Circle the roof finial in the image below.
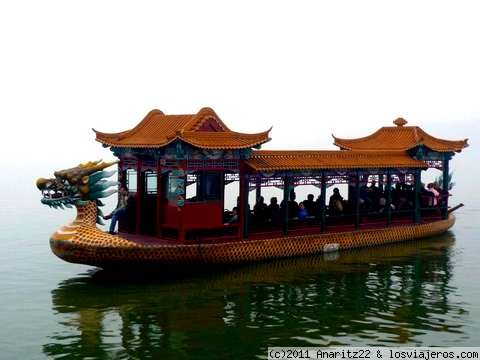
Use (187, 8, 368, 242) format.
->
(393, 118, 408, 127)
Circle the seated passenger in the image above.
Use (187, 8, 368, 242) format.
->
(404, 183, 415, 207)
(253, 196, 268, 224)
(315, 194, 324, 215)
(288, 191, 299, 219)
(236, 196, 251, 212)
(392, 183, 408, 209)
(298, 202, 308, 220)
(426, 183, 440, 206)
(368, 181, 382, 210)
(378, 196, 387, 212)
(435, 183, 450, 207)
(359, 184, 371, 210)
(280, 190, 299, 219)
(329, 187, 344, 214)
(104, 185, 129, 235)
(303, 194, 316, 217)
(226, 207, 239, 224)
(420, 183, 434, 207)
(267, 197, 281, 225)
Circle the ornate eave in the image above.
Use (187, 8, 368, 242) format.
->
(94, 107, 271, 150)
(333, 118, 469, 153)
(245, 150, 427, 172)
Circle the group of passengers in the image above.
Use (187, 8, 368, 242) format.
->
(225, 192, 317, 225)
(227, 180, 449, 225)
(333, 180, 449, 216)
(421, 182, 449, 208)
(354, 181, 415, 213)
(107, 180, 449, 232)
(357, 180, 448, 214)
(250, 192, 316, 225)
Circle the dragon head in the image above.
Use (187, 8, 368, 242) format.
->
(36, 160, 118, 224)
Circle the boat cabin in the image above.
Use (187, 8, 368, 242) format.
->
(94, 111, 468, 243)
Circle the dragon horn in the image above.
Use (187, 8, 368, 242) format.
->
(90, 181, 119, 193)
(80, 159, 101, 168)
(80, 160, 119, 176)
(88, 188, 118, 200)
(88, 170, 117, 184)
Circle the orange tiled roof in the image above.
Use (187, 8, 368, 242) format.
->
(179, 130, 271, 150)
(333, 118, 468, 153)
(245, 150, 427, 172)
(94, 107, 271, 149)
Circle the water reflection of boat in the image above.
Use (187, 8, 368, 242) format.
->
(44, 232, 469, 358)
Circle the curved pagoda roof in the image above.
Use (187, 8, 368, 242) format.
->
(94, 107, 271, 150)
(333, 118, 468, 153)
(246, 150, 427, 171)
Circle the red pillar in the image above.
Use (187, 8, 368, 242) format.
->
(117, 159, 125, 233)
(238, 163, 246, 239)
(135, 159, 143, 235)
(177, 161, 187, 242)
(156, 161, 163, 238)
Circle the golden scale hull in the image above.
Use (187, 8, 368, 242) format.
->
(50, 202, 455, 268)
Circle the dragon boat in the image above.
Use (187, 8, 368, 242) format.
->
(36, 108, 468, 268)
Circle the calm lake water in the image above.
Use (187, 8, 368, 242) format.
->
(1, 174, 480, 359)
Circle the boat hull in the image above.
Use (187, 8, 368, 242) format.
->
(50, 215, 455, 268)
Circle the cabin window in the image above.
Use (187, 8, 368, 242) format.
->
(224, 172, 240, 210)
(185, 171, 222, 202)
(205, 172, 221, 200)
(186, 172, 200, 201)
(126, 169, 137, 193)
(145, 171, 157, 195)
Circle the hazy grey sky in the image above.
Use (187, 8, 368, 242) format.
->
(0, 1, 477, 204)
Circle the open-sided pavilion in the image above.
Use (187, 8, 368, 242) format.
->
(95, 110, 468, 242)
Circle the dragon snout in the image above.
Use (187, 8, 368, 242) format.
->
(36, 177, 71, 206)
(36, 177, 50, 190)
